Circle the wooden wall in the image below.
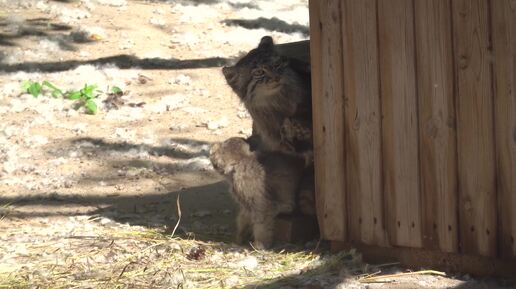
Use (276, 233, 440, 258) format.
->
(309, 0, 516, 266)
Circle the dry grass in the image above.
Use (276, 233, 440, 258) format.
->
(0, 226, 358, 289)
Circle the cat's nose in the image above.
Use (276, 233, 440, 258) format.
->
(222, 66, 235, 79)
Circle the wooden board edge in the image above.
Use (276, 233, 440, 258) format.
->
(331, 241, 516, 279)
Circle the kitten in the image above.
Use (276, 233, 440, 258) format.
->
(209, 137, 305, 249)
(222, 36, 313, 156)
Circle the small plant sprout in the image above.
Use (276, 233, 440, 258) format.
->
(22, 80, 64, 98)
(22, 80, 42, 97)
(65, 84, 100, 114)
(20, 80, 110, 115)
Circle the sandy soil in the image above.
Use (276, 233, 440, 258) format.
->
(0, 0, 514, 288)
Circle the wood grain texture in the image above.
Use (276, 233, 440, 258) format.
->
(341, 0, 386, 246)
(452, 0, 497, 257)
(309, 0, 347, 241)
(414, 0, 458, 253)
(491, 0, 516, 259)
(377, 0, 422, 248)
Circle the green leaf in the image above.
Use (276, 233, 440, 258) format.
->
(81, 84, 98, 99)
(51, 90, 63, 98)
(111, 86, 123, 95)
(27, 82, 42, 97)
(42, 80, 59, 91)
(84, 99, 97, 114)
(66, 91, 82, 100)
(42, 81, 63, 97)
(21, 80, 32, 91)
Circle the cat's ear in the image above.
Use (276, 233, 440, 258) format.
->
(258, 36, 274, 49)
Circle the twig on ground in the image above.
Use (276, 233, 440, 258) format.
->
(358, 270, 447, 283)
(170, 193, 182, 237)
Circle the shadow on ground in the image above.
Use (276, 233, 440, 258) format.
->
(0, 16, 94, 51)
(222, 17, 309, 37)
(0, 54, 231, 73)
(70, 136, 211, 160)
(0, 54, 231, 72)
(0, 136, 239, 243)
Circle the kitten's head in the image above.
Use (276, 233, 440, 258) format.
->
(209, 137, 252, 175)
(222, 36, 285, 100)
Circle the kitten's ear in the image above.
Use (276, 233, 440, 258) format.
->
(258, 36, 274, 49)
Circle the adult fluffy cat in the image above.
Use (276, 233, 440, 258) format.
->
(222, 36, 312, 155)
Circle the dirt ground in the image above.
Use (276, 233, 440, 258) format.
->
(0, 0, 514, 288)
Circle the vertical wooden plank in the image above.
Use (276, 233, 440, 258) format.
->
(308, 0, 323, 235)
(377, 0, 422, 248)
(452, 0, 497, 257)
(491, 0, 516, 259)
(414, 0, 458, 253)
(309, 0, 347, 242)
(341, 0, 387, 246)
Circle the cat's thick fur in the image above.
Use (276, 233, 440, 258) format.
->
(222, 36, 313, 155)
(209, 137, 305, 249)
